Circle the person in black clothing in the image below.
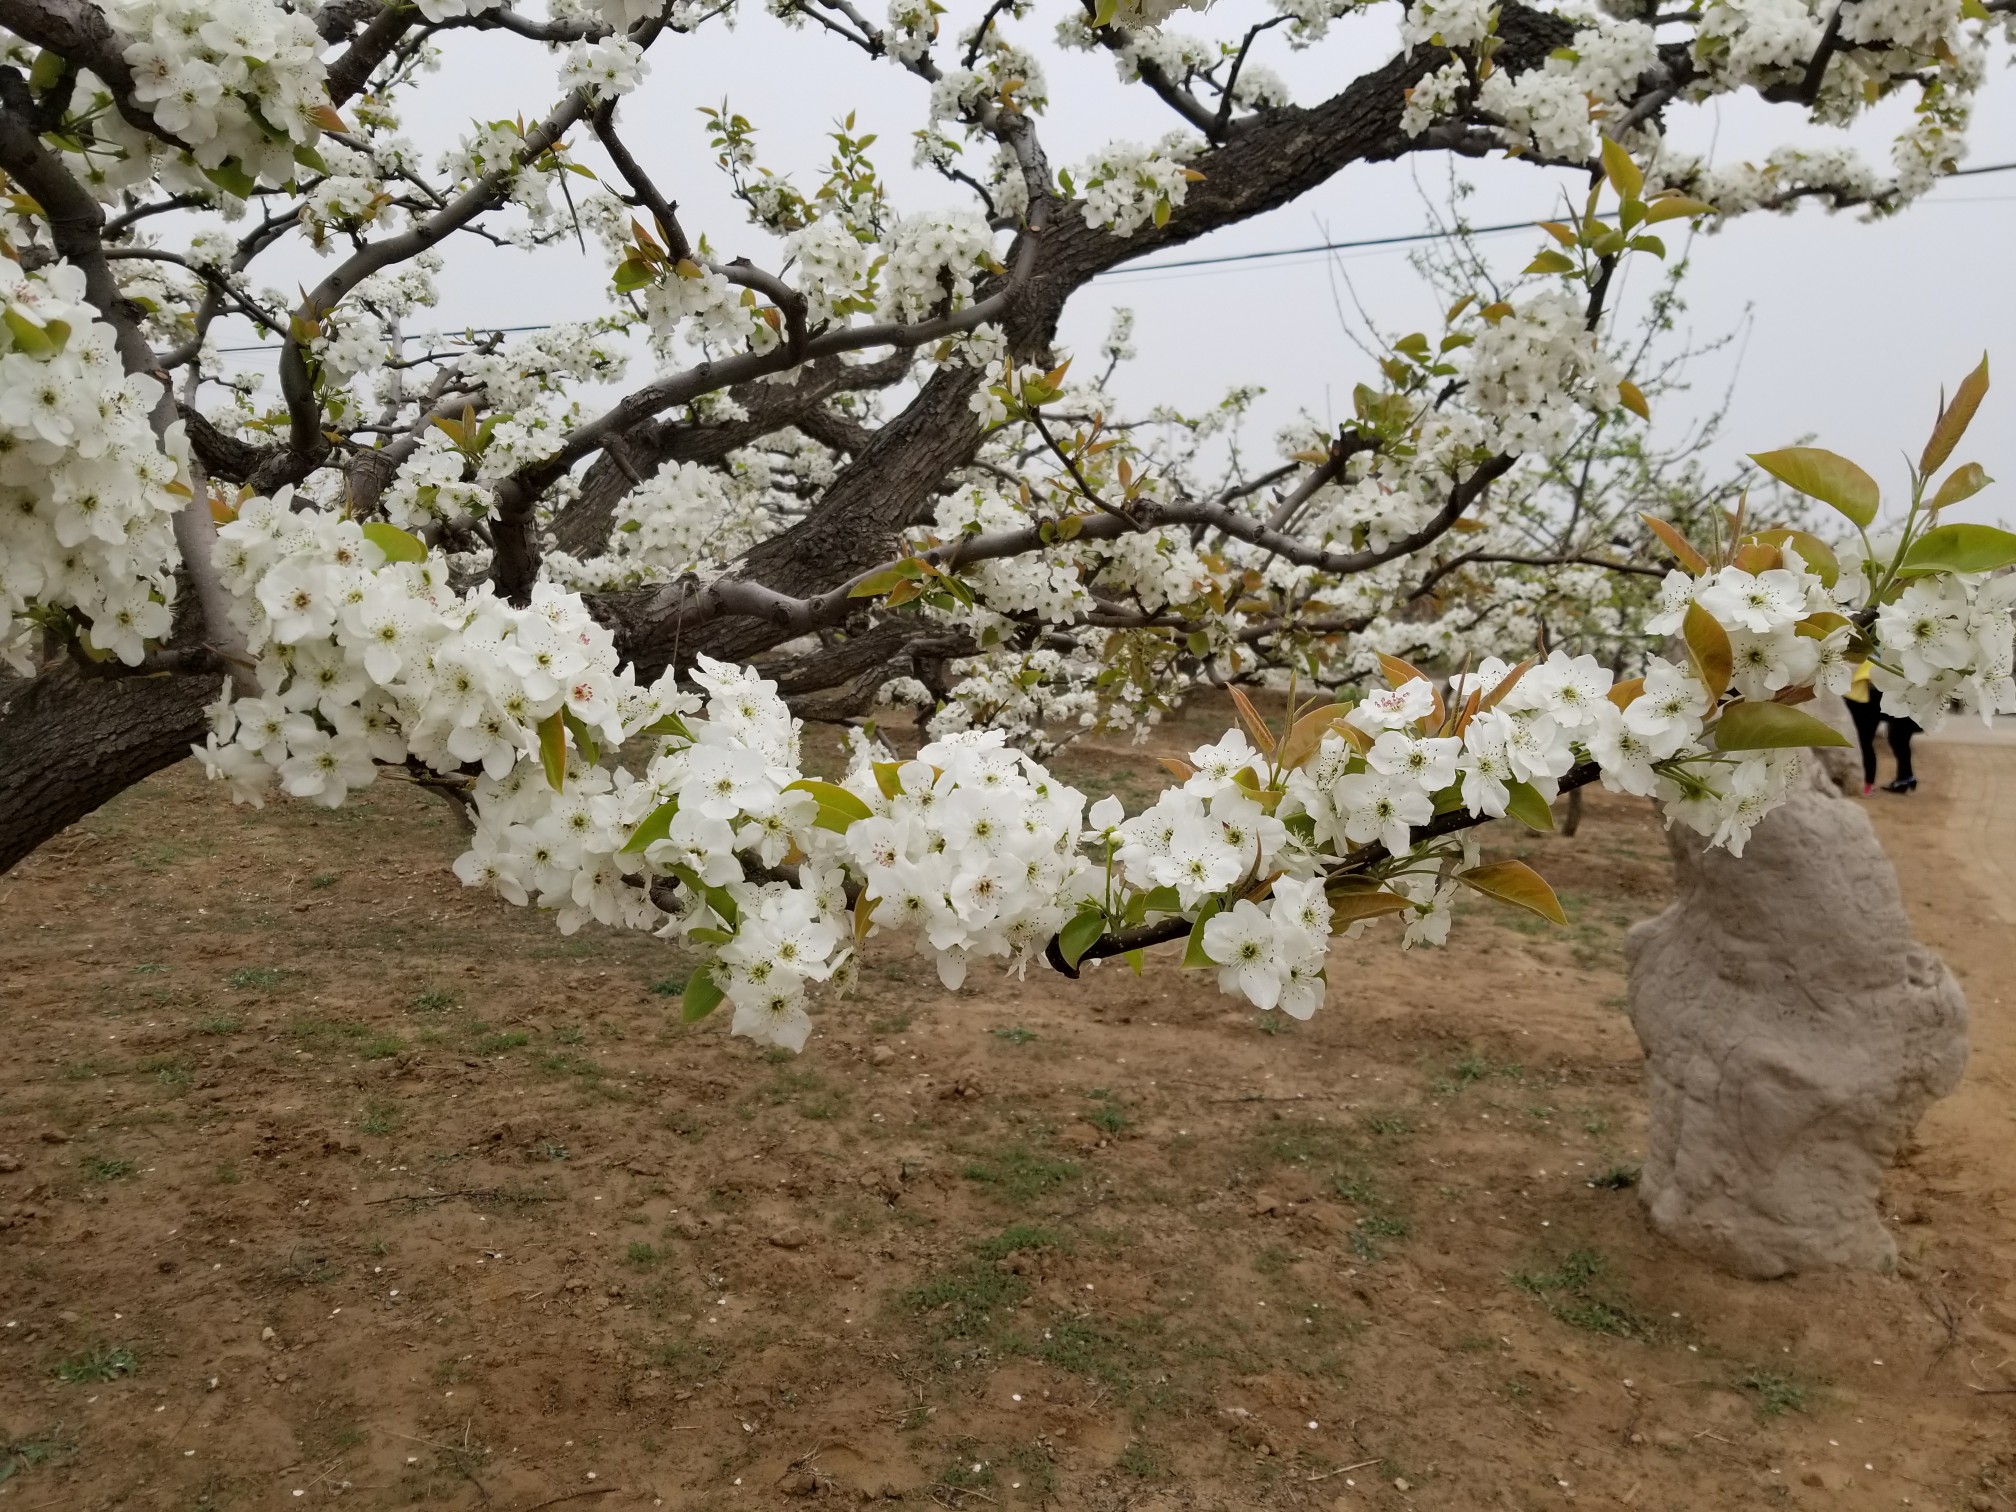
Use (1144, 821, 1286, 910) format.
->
(1846, 690, 1885, 794)
(1885, 713, 1920, 792)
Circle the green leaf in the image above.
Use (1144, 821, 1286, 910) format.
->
(201, 159, 258, 200)
(1898, 522, 2016, 577)
(1642, 196, 1716, 224)
(362, 521, 426, 563)
(848, 565, 913, 599)
(1927, 462, 1992, 512)
(681, 964, 727, 1023)
(538, 710, 566, 792)
(784, 778, 874, 833)
(1457, 859, 1566, 925)
(562, 708, 601, 766)
(1600, 136, 1643, 201)
(1683, 601, 1733, 706)
(612, 257, 655, 293)
(1748, 447, 1880, 528)
(1503, 780, 1555, 833)
(1181, 898, 1222, 968)
(28, 48, 67, 92)
(1747, 528, 1839, 589)
(1713, 701, 1851, 751)
(622, 796, 681, 853)
(670, 864, 738, 928)
(1523, 249, 1577, 276)
(1322, 882, 1413, 931)
(2, 309, 58, 356)
(1058, 910, 1106, 970)
(871, 760, 906, 799)
(1921, 354, 1989, 476)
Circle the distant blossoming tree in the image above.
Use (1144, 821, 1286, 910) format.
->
(3, 0, 2014, 1050)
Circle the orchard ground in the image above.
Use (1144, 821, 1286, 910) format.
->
(2, 697, 2014, 1512)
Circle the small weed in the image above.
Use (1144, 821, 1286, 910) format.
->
(1588, 1164, 1640, 1190)
(1581, 1111, 1613, 1136)
(538, 1141, 569, 1161)
(1254, 1245, 1291, 1277)
(974, 1223, 1062, 1261)
(215, 1163, 241, 1185)
(281, 1249, 340, 1286)
(870, 1011, 914, 1035)
(132, 962, 165, 975)
(990, 1025, 1038, 1045)
(1364, 1111, 1414, 1137)
(1351, 1213, 1412, 1262)
(0, 1426, 76, 1484)
(83, 1156, 133, 1182)
(55, 1344, 138, 1384)
(198, 1015, 243, 1035)
(1435, 1050, 1522, 1093)
(962, 1145, 1079, 1203)
(1255, 1013, 1296, 1036)
(473, 1030, 530, 1054)
(1512, 1247, 1655, 1339)
(1737, 1369, 1811, 1420)
(554, 1025, 585, 1045)
(647, 976, 686, 998)
(627, 1242, 662, 1268)
(1117, 1440, 1164, 1479)
(362, 1035, 404, 1060)
(360, 1099, 402, 1136)
(310, 873, 339, 889)
(410, 988, 456, 1013)
(1085, 1089, 1128, 1135)
(226, 966, 294, 992)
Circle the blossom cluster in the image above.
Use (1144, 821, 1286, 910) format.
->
(0, 255, 186, 674)
(1073, 136, 1200, 237)
(105, 0, 331, 188)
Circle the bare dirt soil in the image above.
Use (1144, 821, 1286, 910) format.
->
(2, 702, 2013, 1512)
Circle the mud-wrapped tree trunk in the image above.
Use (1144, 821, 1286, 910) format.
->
(1624, 761, 1967, 1278)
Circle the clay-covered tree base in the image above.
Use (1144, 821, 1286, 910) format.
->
(1625, 762, 1967, 1279)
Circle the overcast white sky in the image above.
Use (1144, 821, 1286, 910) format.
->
(224, 3, 2016, 529)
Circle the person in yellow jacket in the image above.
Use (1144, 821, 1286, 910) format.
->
(1843, 660, 1920, 795)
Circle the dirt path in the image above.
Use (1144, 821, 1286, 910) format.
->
(0, 712, 2013, 1511)
(1861, 732, 2016, 1343)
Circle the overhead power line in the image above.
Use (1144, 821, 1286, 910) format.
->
(202, 158, 2016, 352)
(1099, 158, 2016, 277)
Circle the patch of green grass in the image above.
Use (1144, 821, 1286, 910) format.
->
(869, 1010, 914, 1035)
(974, 1223, 1063, 1261)
(1588, 1163, 1640, 1190)
(280, 1250, 340, 1286)
(0, 1426, 76, 1485)
(1253, 1118, 1349, 1167)
(1085, 1089, 1128, 1136)
(1255, 1012, 1297, 1036)
(472, 1030, 530, 1054)
(226, 966, 296, 992)
(410, 988, 456, 1013)
(538, 1141, 569, 1161)
(359, 1098, 402, 1136)
(1511, 1247, 1656, 1339)
(362, 1034, 405, 1060)
(55, 1344, 138, 1384)
(1433, 1050, 1523, 1094)
(197, 1015, 243, 1035)
(626, 1242, 662, 1268)
(646, 976, 686, 998)
(1363, 1111, 1414, 1137)
(83, 1156, 133, 1182)
(1736, 1369, 1811, 1420)
(1254, 1245, 1291, 1277)
(1116, 1440, 1164, 1479)
(989, 1025, 1038, 1045)
(905, 1260, 1028, 1342)
(961, 1145, 1080, 1203)
(1351, 1213, 1411, 1262)
(310, 872, 339, 889)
